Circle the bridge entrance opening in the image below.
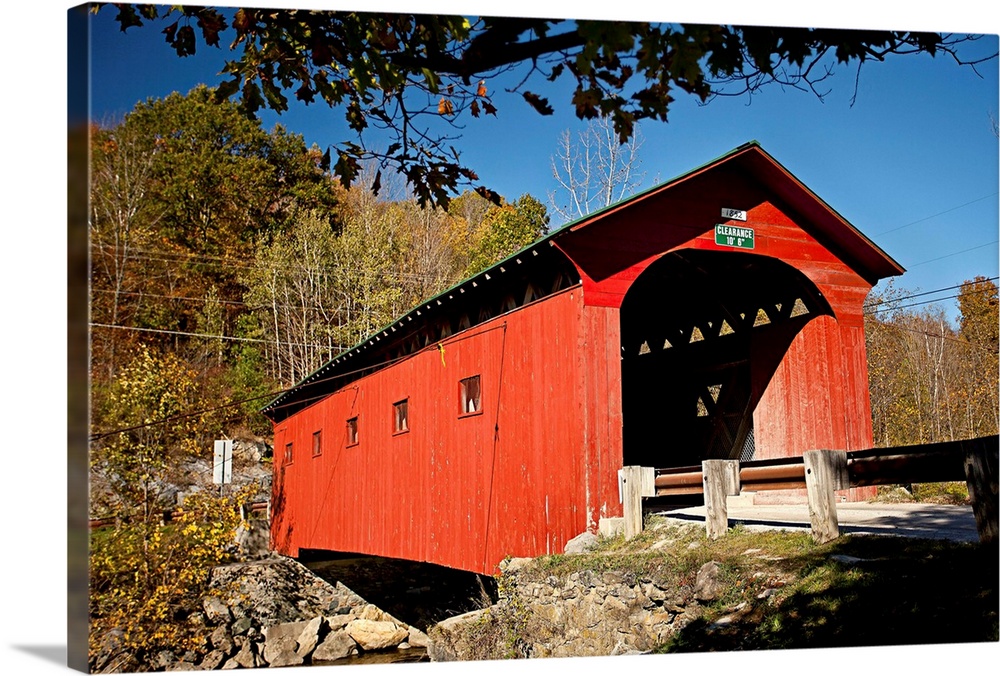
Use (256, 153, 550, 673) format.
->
(619, 249, 833, 469)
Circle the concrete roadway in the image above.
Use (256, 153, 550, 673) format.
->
(655, 494, 982, 543)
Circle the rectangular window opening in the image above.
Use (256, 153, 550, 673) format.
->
(393, 399, 409, 434)
(346, 417, 359, 446)
(460, 375, 482, 416)
(312, 430, 322, 457)
(284, 442, 293, 465)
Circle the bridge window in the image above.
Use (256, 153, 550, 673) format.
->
(312, 430, 322, 457)
(460, 376, 482, 416)
(284, 442, 293, 465)
(346, 417, 359, 446)
(393, 399, 409, 434)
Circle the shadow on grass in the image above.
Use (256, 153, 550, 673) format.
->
(661, 536, 998, 653)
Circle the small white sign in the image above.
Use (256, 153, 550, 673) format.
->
(721, 207, 747, 222)
(213, 439, 233, 485)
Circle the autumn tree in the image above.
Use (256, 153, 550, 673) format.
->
(241, 210, 347, 385)
(90, 346, 212, 522)
(97, 5, 996, 206)
(956, 276, 999, 436)
(89, 486, 257, 669)
(865, 277, 999, 447)
(463, 194, 550, 276)
(89, 86, 337, 387)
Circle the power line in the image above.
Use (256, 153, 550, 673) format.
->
(863, 277, 999, 310)
(89, 322, 509, 440)
(866, 315, 998, 356)
(873, 192, 999, 237)
(90, 322, 350, 351)
(89, 241, 457, 285)
(906, 240, 999, 268)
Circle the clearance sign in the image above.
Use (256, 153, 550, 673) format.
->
(714, 224, 755, 250)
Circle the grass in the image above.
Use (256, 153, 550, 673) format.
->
(873, 482, 971, 505)
(480, 516, 997, 656)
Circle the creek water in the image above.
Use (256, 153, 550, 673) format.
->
(301, 551, 498, 666)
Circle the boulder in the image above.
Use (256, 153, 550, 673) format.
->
(426, 608, 489, 661)
(202, 595, 231, 624)
(407, 626, 431, 648)
(263, 621, 309, 664)
(198, 650, 226, 670)
(694, 561, 725, 603)
(346, 619, 409, 651)
(296, 616, 326, 657)
(267, 649, 304, 668)
(312, 630, 359, 662)
(564, 532, 599, 554)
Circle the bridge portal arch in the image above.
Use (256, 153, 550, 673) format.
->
(619, 249, 834, 469)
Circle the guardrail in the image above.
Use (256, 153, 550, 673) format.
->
(618, 435, 998, 545)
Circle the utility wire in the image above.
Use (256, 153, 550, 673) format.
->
(90, 322, 350, 352)
(863, 277, 999, 310)
(89, 323, 510, 440)
(872, 192, 999, 237)
(906, 240, 999, 268)
(867, 291, 987, 313)
(865, 316, 998, 356)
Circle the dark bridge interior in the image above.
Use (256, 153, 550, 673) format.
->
(619, 250, 833, 469)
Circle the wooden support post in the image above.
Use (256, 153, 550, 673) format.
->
(964, 438, 998, 545)
(803, 450, 849, 544)
(620, 466, 656, 539)
(702, 460, 740, 539)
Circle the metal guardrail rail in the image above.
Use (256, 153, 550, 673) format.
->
(654, 435, 997, 496)
(634, 435, 998, 545)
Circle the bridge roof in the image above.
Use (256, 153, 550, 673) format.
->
(262, 141, 903, 422)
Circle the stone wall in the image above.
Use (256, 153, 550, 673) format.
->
(428, 557, 728, 660)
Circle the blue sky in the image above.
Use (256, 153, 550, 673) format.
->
(84, 1, 1000, 324)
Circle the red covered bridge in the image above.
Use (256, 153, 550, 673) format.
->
(262, 142, 903, 576)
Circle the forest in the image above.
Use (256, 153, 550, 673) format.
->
(85, 86, 997, 665)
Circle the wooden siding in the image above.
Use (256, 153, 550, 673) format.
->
(271, 288, 624, 575)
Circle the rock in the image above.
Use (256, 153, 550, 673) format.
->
(407, 626, 431, 648)
(694, 561, 725, 603)
(327, 613, 353, 631)
(346, 619, 409, 651)
(564, 532, 599, 554)
(229, 640, 258, 669)
(231, 617, 252, 636)
(263, 621, 309, 664)
(209, 625, 232, 651)
(198, 650, 226, 670)
(268, 649, 304, 668)
(426, 608, 490, 661)
(358, 604, 388, 621)
(202, 595, 232, 624)
(499, 557, 534, 573)
(152, 650, 177, 670)
(296, 616, 326, 657)
(313, 630, 359, 662)
(165, 661, 197, 672)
